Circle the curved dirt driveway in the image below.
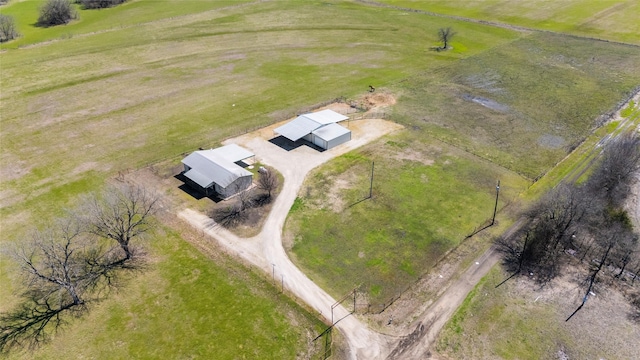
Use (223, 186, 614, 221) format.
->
(179, 118, 402, 359)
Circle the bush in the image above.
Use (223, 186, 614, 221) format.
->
(37, 0, 77, 27)
(0, 14, 19, 42)
(78, 0, 126, 9)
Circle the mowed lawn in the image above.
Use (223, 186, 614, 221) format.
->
(379, 0, 640, 45)
(286, 133, 531, 304)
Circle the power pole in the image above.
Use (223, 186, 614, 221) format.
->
(272, 263, 275, 283)
(491, 180, 501, 225)
(369, 161, 375, 199)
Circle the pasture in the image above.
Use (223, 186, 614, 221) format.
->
(285, 31, 640, 305)
(380, 0, 640, 45)
(2, 0, 640, 357)
(286, 132, 530, 304)
(0, 0, 518, 357)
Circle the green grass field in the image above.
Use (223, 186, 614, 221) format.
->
(286, 132, 530, 303)
(392, 32, 640, 179)
(2, 0, 640, 357)
(380, 0, 640, 45)
(4, 227, 325, 360)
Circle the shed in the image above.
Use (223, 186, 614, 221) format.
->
(181, 145, 254, 198)
(311, 123, 352, 150)
(273, 109, 351, 150)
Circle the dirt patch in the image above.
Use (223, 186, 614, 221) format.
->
(389, 148, 434, 166)
(350, 91, 397, 111)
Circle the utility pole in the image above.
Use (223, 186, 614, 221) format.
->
(369, 161, 375, 199)
(491, 180, 501, 225)
(272, 263, 275, 283)
(281, 275, 284, 293)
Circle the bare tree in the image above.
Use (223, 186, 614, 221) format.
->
(588, 132, 640, 206)
(257, 168, 279, 198)
(497, 184, 591, 283)
(567, 220, 632, 321)
(0, 219, 101, 351)
(81, 184, 158, 261)
(0, 14, 19, 43)
(37, 0, 77, 27)
(437, 27, 456, 50)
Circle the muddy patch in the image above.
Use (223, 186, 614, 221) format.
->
(538, 134, 566, 149)
(462, 94, 510, 113)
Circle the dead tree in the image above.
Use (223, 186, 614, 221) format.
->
(81, 184, 158, 261)
(437, 27, 456, 50)
(587, 132, 640, 206)
(257, 168, 279, 198)
(1, 220, 100, 351)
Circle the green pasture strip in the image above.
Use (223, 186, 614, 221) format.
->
(0, 0, 249, 49)
(526, 106, 640, 199)
(436, 267, 571, 359)
(286, 133, 530, 303)
(5, 227, 324, 360)
(391, 32, 640, 179)
(378, 0, 640, 45)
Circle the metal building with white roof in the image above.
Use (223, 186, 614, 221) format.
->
(273, 109, 351, 150)
(181, 144, 254, 198)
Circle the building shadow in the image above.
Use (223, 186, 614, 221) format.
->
(268, 136, 326, 152)
(174, 173, 224, 203)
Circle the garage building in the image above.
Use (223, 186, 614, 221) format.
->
(274, 109, 351, 150)
(181, 144, 254, 198)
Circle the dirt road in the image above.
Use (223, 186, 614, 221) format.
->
(180, 118, 402, 359)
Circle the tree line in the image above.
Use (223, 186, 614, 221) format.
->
(0, 184, 158, 353)
(497, 132, 640, 319)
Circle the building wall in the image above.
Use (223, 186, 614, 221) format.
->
(215, 174, 253, 198)
(325, 131, 351, 150)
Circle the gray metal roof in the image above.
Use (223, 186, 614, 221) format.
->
(312, 123, 351, 141)
(182, 150, 252, 188)
(273, 109, 349, 141)
(210, 143, 254, 163)
(274, 116, 322, 141)
(302, 109, 348, 125)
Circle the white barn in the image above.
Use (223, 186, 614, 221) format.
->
(274, 109, 351, 150)
(181, 144, 254, 198)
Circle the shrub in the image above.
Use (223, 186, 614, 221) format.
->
(0, 14, 19, 42)
(78, 0, 126, 9)
(37, 0, 77, 27)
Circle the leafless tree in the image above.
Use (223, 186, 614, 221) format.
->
(0, 14, 19, 43)
(437, 27, 456, 50)
(0, 219, 106, 352)
(37, 0, 76, 27)
(567, 220, 632, 321)
(210, 182, 254, 227)
(497, 184, 590, 283)
(588, 132, 640, 206)
(80, 184, 158, 261)
(257, 168, 279, 198)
